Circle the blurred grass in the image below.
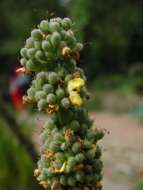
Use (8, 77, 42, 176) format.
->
(0, 116, 38, 190)
(133, 181, 143, 190)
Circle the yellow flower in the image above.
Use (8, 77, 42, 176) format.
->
(67, 77, 85, 107)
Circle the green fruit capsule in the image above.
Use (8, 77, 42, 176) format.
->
(48, 72, 58, 85)
(31, 29, 43, 41)
(46, 93, 56, 104)
(72, 142, 81, 154)
(67, 176, 76, 187)
(27, 88, 35, 99)
(56, 88, 65, 99)
(27, 48, 36, 58)
(20, 48, 28, 58)
(75, 153, 85, 163)
(74, 43, 83, 51)
(49, 21, 60, 32)
(68, 157, 76, 168)
(43, 84, 53, 94)
(35, 50, 45, 61)
(34, 41, 41, 49)
(50, 142, 60, 152)
(60, 142, 69, 151)
(84, 140, 92, 149)
(26, 59, 35, 70)
(39, 20, 49, 33)
(51, 32, 61, 47)
(42, 40, 51, 51)
(64, 74, 72, 83)
(62, 18, 72, 30)
(70, 120, 80, 131)
(61, 98, 70, 109)
(20, 58, 27, 66)
(35, 91, 46, 101)
(60, 175, 67, 186)
(37, 99, 47, 111)
(94, 130, 104, 140)
(26, 37, 34, 48)
(55, 152, 66, 162)
(43, 119, 56, 129)
(76, 172, 85, 182)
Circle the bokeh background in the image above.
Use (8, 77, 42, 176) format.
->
(0, 1, 143, 190)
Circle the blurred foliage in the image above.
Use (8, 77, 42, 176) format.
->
(70, 0, 143, 77)
(0, 116, 39, 190)
(133, 181, 143, 190)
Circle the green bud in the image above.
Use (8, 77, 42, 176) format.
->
(35, 91, 46, 101)
(43, 119, 56, 130)
(70, 120, 80, 132)
(76, 172, 85, 182)
(34, 41, 41, 49)
(62, 18, 72, 30)
(37, 99, 47, 111)
(56, 88, 65, 99)
(50, 141, 60, 152)
(60, 142, 69, 151)
(27, 48, 36, 58)
(31, 29, 43, 41)
(35, 50, 45, 61)
(74, 43, 83, 51)
(48, 72, 58, 85)
(67, 176, 76, 187)
(20, 48, 28, 58)
(61, 98, 70, 109)
(39, 20, 49, 33)
(60, 175, 67, 186)
(43, 84, 53, 94)
(46, 93, 56, 104)
(26, 37, 34, 48)
(49, 22, 60, 32)
(26, 59, 35, 70)
(42, 40, 51, 51)
(20, 58, 27, 66)
(64, 74, 72, 83)
(51, 32, 61, 47)
(75, 153, 85, 162)
(27, 87, 35, 99)
(72, 142, 81, 153)
(94, 130, 104, 140)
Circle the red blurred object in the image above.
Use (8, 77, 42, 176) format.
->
(9, 68, 31, 110)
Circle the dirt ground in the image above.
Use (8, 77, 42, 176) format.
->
(30, 112, 143, 190)
(92, 112, 143, 190)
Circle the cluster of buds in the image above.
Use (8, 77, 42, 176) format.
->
(20, 17, 104, 190)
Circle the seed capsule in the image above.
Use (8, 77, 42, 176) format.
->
(39, 20, 49, 33)
(38, 99, 47, 111)
(61, 97, 70, 109)
(31, 29, 43, 41)
(74, 43, 83, 51)
(48, 72, 58, 85)
(67, 176, 76, 187)
(27, 48, 36, 58)
(47, 93, 56, 104)
(51, 32, 61, 47)
(43, 84, 53, 94)
(20, 48, 28, 58)
(62, 18, 72, 30)
(56, 88, 65, 99)
(26, 37, 34, 48)
(42, 40, 51, 51)
(49, 22, 60, 32)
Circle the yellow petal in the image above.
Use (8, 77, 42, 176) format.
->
(68, 78, 85, 93)
(69, 92, 82, 107)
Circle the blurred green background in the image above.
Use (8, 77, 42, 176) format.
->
(0, 0, 143, 190)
